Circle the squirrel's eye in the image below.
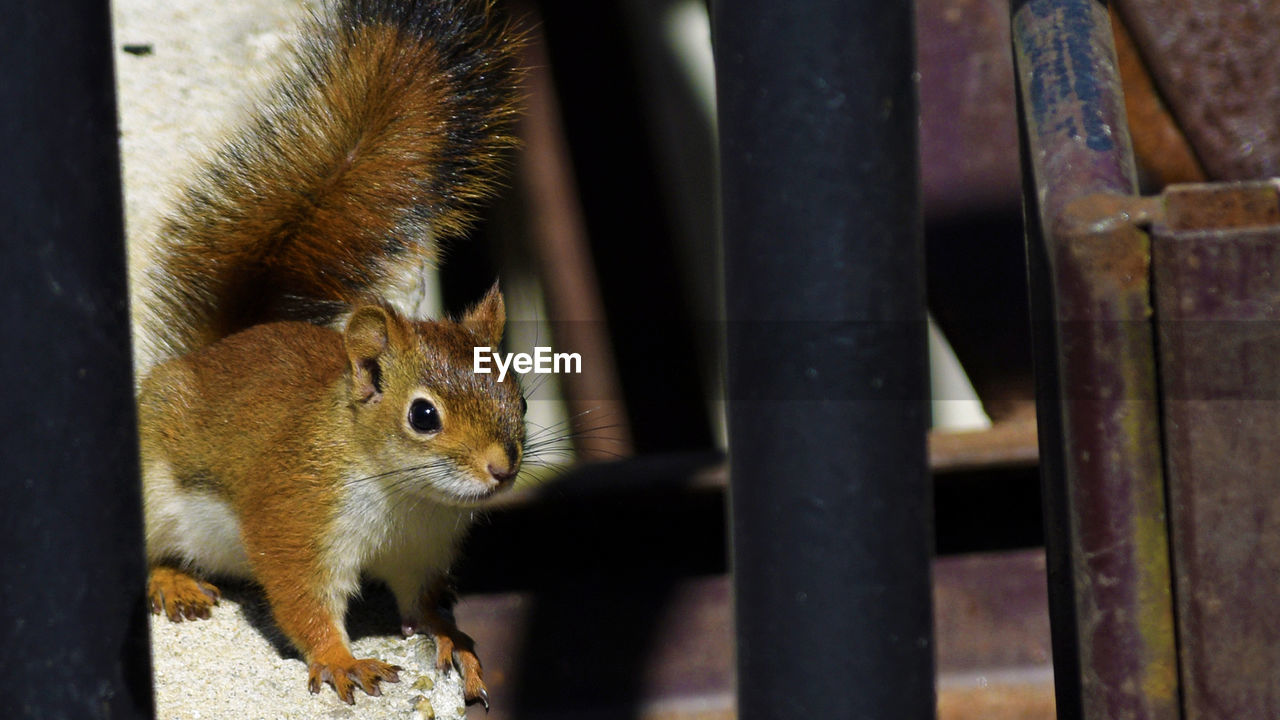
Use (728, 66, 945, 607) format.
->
(408, 399, 442, 434)
(519, 396, 528, 415)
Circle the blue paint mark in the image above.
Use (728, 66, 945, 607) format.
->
(1063, 4, 1114, 151)
(1052, 32, 1072, 110)
(1019, 0, 1116, 152)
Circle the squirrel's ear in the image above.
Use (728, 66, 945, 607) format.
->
(345, 306, 404, 403)
(463, 282, 505, 347)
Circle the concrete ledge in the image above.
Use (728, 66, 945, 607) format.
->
(149, 581, 467, 719)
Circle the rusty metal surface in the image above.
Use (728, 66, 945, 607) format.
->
(1047, 216, 1179, 720)
(1014, 0, 1137, 224)
(917, 0, 1021, 218)
(1013, 1, 1180, 718)
(939, 672, 1056, 720)
(461, 452, 1053, 717)
(1162, 181, 1280, 230)
(934, 551, 1054, 672)
(1152, 180, 1280, 720)
(936, 548, 1054, 717)
(515, 17, 633, 459)
(1113, 0, 1280, 181)
(1109, 9, 1206, 188)
(456, 577, 735, 720)
(930, 418, 1040, 473)
(455, 550, 1055, 719)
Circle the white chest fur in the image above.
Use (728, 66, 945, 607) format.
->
(145, 458, 475, 625)
(326, 473, 474, 621)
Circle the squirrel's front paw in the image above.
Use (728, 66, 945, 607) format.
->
(432, 632, 489, 709)
(147, 566, 220, 622)
(308, 655, 401, 704)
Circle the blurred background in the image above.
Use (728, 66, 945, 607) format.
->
(112, 0, 1249, 717)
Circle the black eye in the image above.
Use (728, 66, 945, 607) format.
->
(408, 399, 442, 434)
(519, 396, 528, 415)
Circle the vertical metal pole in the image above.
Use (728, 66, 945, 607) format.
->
(1018, 115, 1086, 720)
(0, 3, 153, 719)
(715, 1, 934, 717)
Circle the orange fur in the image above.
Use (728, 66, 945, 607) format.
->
(141, 300, 524, 704)
(140, 0, 524, 360)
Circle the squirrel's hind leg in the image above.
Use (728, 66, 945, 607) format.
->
(147, 564, 220, 621)
(385, 573, 489, 708)
(415, 579, 489, 710)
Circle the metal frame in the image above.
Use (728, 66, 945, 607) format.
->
(1152, 181, 1280, 719)
(1012, 0, 1180, 718)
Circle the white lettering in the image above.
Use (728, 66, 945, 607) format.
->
(512, 353, 533, 375)
(555, 352, 582, 374)
(494, 350, 514, 382)
(475, 346, 584, 381)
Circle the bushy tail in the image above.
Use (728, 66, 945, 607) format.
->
(141, 0, 523, 360)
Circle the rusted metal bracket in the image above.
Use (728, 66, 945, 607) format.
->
(1012, 1, 1180, 718)
(1151, 179, 1280, 719)
(1016, 0, 1280, 717)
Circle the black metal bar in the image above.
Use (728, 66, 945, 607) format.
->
(0, 3, 153, 718)
(1017, 76, 1086, 720)
(714, 1, 934, 717)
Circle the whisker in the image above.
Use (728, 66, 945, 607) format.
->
(523, 412, 623, 443)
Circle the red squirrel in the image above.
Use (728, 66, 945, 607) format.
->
(135, 0, 524, 706)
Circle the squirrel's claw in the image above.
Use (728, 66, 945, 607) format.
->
(308, 657, 401, 704)
(452, 647, 488, 709)
(430, 631, 489, 708)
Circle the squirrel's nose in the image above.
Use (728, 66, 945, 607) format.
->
(483, 442, 520, 483)
(487, 463, 517, 482)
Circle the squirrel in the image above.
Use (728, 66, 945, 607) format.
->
(135, 0, 525, 707)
